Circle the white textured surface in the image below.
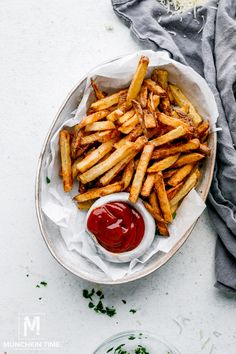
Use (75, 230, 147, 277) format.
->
(0, 1, 235, 353)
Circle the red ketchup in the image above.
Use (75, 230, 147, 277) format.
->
(87, 202, 145, 253)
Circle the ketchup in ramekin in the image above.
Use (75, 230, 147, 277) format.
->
(87, 202, 145, 253)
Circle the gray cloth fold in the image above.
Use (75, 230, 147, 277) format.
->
(112, 0, 236, 291)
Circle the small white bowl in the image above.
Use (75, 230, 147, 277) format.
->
(85, 192, 155, 263)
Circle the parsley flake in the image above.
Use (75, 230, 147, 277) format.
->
(135, 346, 149, 354)
(106, 306, 116, 317)
(83, 288, 95, 300)
(88, 302, 95, 308)
(36, 284, 40, 288)
(94, 300, 106, 314)
(46, 176, 51, 184)
(128, 335, 135, 340)
(122, 299, 127, 304)
(106, 347, 114, 353)
(172, 212, 177, 219)
(40, 281, 47, 287)
(129, 309, 137, 314)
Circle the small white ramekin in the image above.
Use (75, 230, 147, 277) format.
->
(85, 192, 155, 263)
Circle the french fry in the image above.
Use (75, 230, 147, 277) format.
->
(85, 121, 116, 132)
(122, 159, 135, 190)
(129, 143, 154, 203)
(147, 92, 160, 112)
(155, 172, 172, 223)
(74, 144, 90, 158)
(152, 139, 200, 160)
(198, 143, 211, 156)
(76, 138, 117, 173)
(132, 100, 148, 136)
(77, 110, 109, 129)
(150, 126, 188, 147)
(143, 201, 166, 223)
(169, 84, 202, 126)
(81, 130, 119, 145)
(139, 85, 148, 108)
(72, 156, 83, 179)
(78, 182, 87, 194)
(100, 136, 147, 186)
(59, 130, 73, 192)
(155, 69, 168, 90)
(167, 85, 175, 103)
(172, 153, 205, 168)
(160, 96, 171, 115)
(114, 125, 142, 149)
(77, 200, 95, 210)
(144, 110, 157, 129)
(126, 56, 149, 105)
(118, 114, 139, 134)
(148, 154, 180, 173)
(167, 183, 184, 200)
(107, 107, 126, 122)
(117, 109, 135, 125)
(163, 169, 178, 179)
(141, 173, 156, 197)
(149, 191, 169, 236)
(79, 142, 134, 183)
(91, 79, 105, 100)
(201, 128, 209, 143)
(168, 164, 195, 187)
(71, 129, 83, 159)
(74, 182, 124, 202)
(156, 112, 190, 130)
(197, 120, 209, 137)
(144, 79, 166, 96)
(170, 169, 200, 207)
(90, 89, 127, 111)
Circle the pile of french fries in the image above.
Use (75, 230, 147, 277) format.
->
(59, 56, 211, 237)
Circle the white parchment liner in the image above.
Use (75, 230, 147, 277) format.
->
(41, 50, 218, 280)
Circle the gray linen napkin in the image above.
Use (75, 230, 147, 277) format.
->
(112, 0, 236, 291)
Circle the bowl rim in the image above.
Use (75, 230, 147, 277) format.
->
(92, 329, 182, 354)
(35, 51, 217, 285)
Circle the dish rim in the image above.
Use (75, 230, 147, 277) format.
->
(35, 52, 217, 285)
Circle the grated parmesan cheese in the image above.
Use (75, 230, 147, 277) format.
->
(157, 0, 208, 14)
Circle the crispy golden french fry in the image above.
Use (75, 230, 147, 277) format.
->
(132, 100, 147, 136)
(114, 125, 143, 149)
(147, 92, 160, 112)
(155, 172, 172, 223)
(74, 144, 90, 158)
(76, 138, 117, 173)
(168, 164, 195, 187)
(81, 131, 109, 145)
(117, 109, 135, 124)
(141, 173, 156, 197)
(144, 79, 166, 96)
(197, 120, 209, 137)
(77, 200, 95, 210)
(100, 136, 147, 186)
(77, 110, 109, 129)
(118, 114, 139, 134)
(85, 121, 116, 132)
(154, 69, 168, 90)
(74, 182, 124, 202)
(180, 103, 189, 114)
(144, 110, 157, 129)
(169, 84, 202, 126)
(90, 89, 127, 111)
(91, 79, 105, 100)
(150, 126, 188, 147)
(122, 159, 135, 190)
(129, 143, 154, 203)
(163, 169, 178, 179)
(98, 129, 120, 143)
(143, 201, 166, 223)
(198, 143, 211, 156)
(79, 142, 134, 184)
(149, 191, 169, 236)
(59, 130, 73, 192)
(156, 112, 190, 130)
(139, 85, 148, 108)
(167, 183, 184, 200)
(201, 129, 209, 143)
(172, 153, 205, 168)
(126, 56, 149, 105)
(167, 85, 175, 103)
(160, 96, 171, 115)
(170, 169, 200, 207)
(106, 107, 126, 122)
(148, 154, 180, 173)
(72, 156, 83, 179)
(152, 139, 200, 160)
(71, 129, 83, 159)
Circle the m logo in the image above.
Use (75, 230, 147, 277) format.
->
(23, 315, 40, 337)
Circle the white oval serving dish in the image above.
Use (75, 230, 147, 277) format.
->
(35, 50, 217, 284)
